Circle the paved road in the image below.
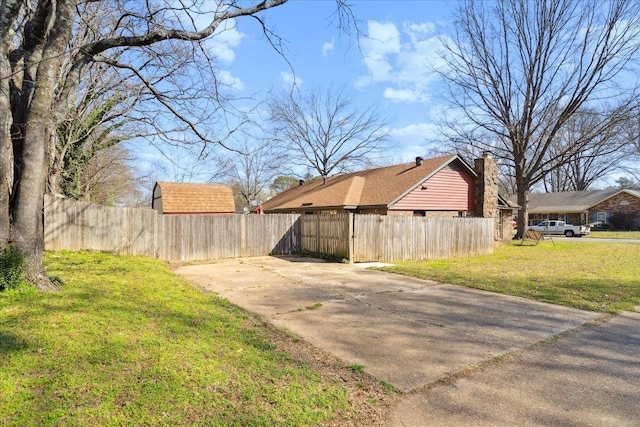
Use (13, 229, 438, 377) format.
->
(175, 256, 640, 426)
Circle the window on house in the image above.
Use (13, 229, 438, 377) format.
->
(597, 211, 607, 224)
(413, 210, 426, 217)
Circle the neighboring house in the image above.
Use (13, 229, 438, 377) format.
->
(152, 182, 235, 215)
(524, 189, 640, 229)
(262, 153, 515, 240)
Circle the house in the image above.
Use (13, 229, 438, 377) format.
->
(152, 182, 235, 215)
(525, 189, 640, 229)
(262, 153, 515, 240)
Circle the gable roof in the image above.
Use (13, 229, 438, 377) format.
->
(525, 189, 640, 213)
(262, 154, 470, 212)
(153, 182, 235, 214)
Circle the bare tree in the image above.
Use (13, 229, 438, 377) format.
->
(77, 143, 147, 207)
(269, 86, 389, 183)
(216, 138, 287, 210)
(621, 103, 640, 181)
(270, 175, 299, 194)
(541, 109, 628, 192)
(441, 0, 640, 236)
(49, 65, 144, 199)
(0, 0, 353, 289)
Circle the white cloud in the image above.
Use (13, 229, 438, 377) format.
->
(208, 19, 244, 63)
(383, 87, 430, 103)
(357, 19, 451, 105)
(281, 72, 303, 88)
(321, 39, 335, 57)
(388, 122, 444, 162)
(405, 22, 436, 44)
(217, 70, 244, 91)
(391, 122, 438, 137)
(180, 4, 244, 62)
(358, 21, 401, 83)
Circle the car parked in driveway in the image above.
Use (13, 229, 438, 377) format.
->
(529, 220, 590, 237)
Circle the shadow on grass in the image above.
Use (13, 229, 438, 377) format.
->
(0, 331, 29, 353)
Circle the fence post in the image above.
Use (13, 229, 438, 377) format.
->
(314, 215, 319, 253)
(240, 214, 246, 257)
(348, 213, 354, 263)
(153, 210, 160, 259)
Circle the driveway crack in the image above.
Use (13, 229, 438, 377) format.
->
(404, 312, 615, 395)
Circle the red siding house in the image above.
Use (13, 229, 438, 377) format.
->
(391, 163, 476, 212)
(152, 182, 235, 215)
(262, 154, 514, 239)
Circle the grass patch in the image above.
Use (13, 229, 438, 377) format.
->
(379, 381, 401, 394)
(348, 364, 365, 373)
(0, 251, 357, 426)
(0, 244, 27, 292)
(587, 231, 640, 239)
(305, 303, 323, 311)
(382, 242, 640, 313)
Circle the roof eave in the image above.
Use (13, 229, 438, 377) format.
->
(528, 208, 589, 214)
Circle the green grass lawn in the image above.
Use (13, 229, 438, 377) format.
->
(587, 231, 640, 239)
(382, 242, 640, 313)
(0, 251, 381, 426)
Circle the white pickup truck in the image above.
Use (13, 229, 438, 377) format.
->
(528, 220, 590, 237)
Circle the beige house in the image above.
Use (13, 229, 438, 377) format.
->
(525, 189, 640, 229)
(152, 182, 235, 215)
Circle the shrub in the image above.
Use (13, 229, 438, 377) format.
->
(0, 244, 27, 291)
(608, 211, 639, 231)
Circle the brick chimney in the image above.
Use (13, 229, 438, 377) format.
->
(474, 151, 499, 219)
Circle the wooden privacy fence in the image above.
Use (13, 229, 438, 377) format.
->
(44, 195, 494, 262)
(44, 195, 300, 261)
(300, 213, 352, 259)
(352, 215, 494, 262)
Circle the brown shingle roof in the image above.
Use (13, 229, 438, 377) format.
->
(153, 182, 235, 214)
(262, 154, 462, 212)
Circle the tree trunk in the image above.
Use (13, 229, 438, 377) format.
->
(10, 2, 75, 290)
(0, 77, 10, 245)
(515, 170, 530, 240)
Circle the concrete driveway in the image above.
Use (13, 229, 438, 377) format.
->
(175, 256, 639, 425)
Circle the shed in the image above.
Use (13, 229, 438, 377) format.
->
(152, 182, 235, 215)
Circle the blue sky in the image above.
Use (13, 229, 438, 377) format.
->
(138, 1, 459, 182)
(233, 0, 455, 161)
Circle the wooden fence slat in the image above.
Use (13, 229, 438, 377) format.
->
(44, 195, 493, 263)
(352, 214, 493, 262)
